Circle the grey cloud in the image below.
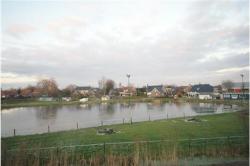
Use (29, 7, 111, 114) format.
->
(186, 0, 248, 31)
(5, 24, 36, 39)
(2, 0, 249, 88)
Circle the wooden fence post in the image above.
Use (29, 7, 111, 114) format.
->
(123, 118, 125, 124)
(130, 117, 133, 124)
(13, 128, 16, 136)
(77, 122, 78, 129)
(227, 136, 231, 147)
(48, 125, 50, 133)
(103, 142, 106, 164)
(189, 139, 191, 156)
(205, 139, 207, 155)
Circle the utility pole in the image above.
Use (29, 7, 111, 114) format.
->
(240, 74, 244, 101)
(126, 74, 131, 99)
(126, 74, 132, 122)
(126, 74, 130, 87)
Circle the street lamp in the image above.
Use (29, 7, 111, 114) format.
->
(126, 74, 130, 87)
(126, 74, 131, 96)
(240, 74, 244, 100)
(126, 74, 132, 123)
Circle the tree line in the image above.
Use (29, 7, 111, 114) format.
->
(2, 78, 236, 99)
(1, 78, 116, 99)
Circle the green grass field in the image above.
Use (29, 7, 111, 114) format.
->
(2, 110, 249, 166)
(2, 110, 248, 150)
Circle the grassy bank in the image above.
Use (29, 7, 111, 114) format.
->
(1, 99, 81, 109)
(2, 110, 249, 149)
(1, 96, 248, 109)
(2, 111, 249, 165)
(0, 97, 165, 109)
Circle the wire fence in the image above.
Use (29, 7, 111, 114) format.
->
(4, 135, 249, 160)
(6, 135, 248, 152)
(2, 113, 184, 137)
(2, 106, 241, 137)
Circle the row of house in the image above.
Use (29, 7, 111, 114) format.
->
(3, 82, 248, 101)
(141, 83, 248, 100)
(68, 81, 249, 100)
(187, 83, 249, 100)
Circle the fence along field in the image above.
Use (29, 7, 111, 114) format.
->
(2, 135, 248, 166)
(2, 109, 238, 137)
(3, 113, 173, 137)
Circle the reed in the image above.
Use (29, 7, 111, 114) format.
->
(2, 137, 248, 166)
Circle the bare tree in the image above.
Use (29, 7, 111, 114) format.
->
(222, 80, 233, 91)
(37, 78, 59, 97)
(98, 77, 115, 95)
(21, 85, 36, 97)
(105, 79, 115, 95)
(62, 84, 77, 97)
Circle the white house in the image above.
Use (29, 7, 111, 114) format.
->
(62, 97, 71, 102)
(199, 94, 212, 100)
(101, 95, 110, 101)
(79, 98, 88, 102)
(188, 84, 214, 100)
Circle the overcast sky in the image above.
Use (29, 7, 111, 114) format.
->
(1, 0, 249, 89)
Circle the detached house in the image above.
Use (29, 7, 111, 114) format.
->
(73, 86, 94, 97)
(146, 85, 165, 97)
(118, 86, 136, 97)
(223, 82, 249, 100)
(188, 84, 213, 100)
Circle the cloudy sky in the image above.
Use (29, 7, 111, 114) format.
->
(1, 0, 249, 89)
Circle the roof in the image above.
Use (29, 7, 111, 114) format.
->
(75, 86, 92, 90)
(147, 85, 164, 93)
(232, 82, 249, 89)
(191, 84, 213, 93)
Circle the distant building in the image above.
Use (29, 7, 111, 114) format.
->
(118, 86, 136, 97)
(136, 87, 147, 96)
(146, 85, 165, 97)
(228, 82, 249, 93)
(38, 95, 54, 101)
(223, 82, 249, 100)
(101, 95, 110, 101)
(75, 86, 92, 96)
(62, 97, 72, 102)
(213, 85, 223, 99)
(79, 98, 88, 102)
(188, 84, 213, 100)
(175, 85, 192, 98)
(74, 86, 101, 97)
(1, 89, 18, 99)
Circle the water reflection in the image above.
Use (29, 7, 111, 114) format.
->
(98, 103, 115, 115)
(35, 106, 60, 120)
(191, 103, 217, 113)
(2, 102, 239, 137)
(119, 103, 136, 110)
(174, 101, 186, 108)
(79, 104, 92, 110)
(146, 102, 164, 111)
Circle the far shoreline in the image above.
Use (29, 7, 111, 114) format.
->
(1, 97, 249, 109)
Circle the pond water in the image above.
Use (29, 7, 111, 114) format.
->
(1, 102, 240, 137)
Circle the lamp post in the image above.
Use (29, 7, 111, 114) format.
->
(240, 74, 244, 100)
(126, 74, 130, 87)
(126, 74, 131, 98)
(126, 74, 132, 123)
